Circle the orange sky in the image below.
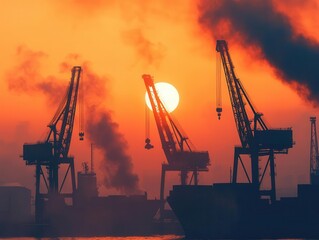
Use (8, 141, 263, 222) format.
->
(0, 0, 318, 199)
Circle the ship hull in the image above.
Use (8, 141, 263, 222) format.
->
(39, 195, 163, 237)
(0, 195, 176, 237)
(167, 183, 319, 239)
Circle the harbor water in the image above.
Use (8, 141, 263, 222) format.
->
(0, 236, 311, 240)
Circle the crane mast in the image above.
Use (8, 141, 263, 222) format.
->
(216, 40, 293, 202)
(23, 66, 82, 222)
(142, 74, 210, 219)
(310, 117, 319, 184)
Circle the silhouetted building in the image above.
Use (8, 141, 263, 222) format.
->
(0, 186, 31, 223)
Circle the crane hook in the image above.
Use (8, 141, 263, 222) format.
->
(216, 107, 222, 120)
(145, 138, 154, 150)
(79, 131, 84, 141)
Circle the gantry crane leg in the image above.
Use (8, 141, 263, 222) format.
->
(251, 150, 260, 191)
(159, 164, 166, 222)
(193, 170, 198, 185)
(232, 148, 239, 183)
(35, 164, 41, 223)
(181, 171, 188, 185)
(71, 159, 76, 195)
(269, 149, 276, 202)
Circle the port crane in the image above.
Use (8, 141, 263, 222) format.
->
(23, 66, 82, 222)
(142, 74, 210, 219)
(215, 40, 293, 202)
(310, 117, 319, 184)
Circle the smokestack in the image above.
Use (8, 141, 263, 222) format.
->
(122, 28, 164, 66)
(198, 0, 319, 105)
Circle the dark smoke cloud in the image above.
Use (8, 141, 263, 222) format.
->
(87, 107, 140, 194)
(198, 0, 319, 105)
(5, 46, 141, 194)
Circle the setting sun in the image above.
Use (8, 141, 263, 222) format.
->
(145, 82, 180, 113)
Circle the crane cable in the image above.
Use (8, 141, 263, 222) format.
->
(79, 69, 84, 141)
(216, 51, 222, 120)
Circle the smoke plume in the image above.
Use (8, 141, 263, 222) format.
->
(54, 1, 167, 67)
(198, 0, 319, 105)
(86, 107, 140, 194)
(5, 46, 66, 104)
(122, 28, 165, 67)
(5, 46, 141, 194)
(80, 63, 141, 195)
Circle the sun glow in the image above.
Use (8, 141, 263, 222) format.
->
(145, 82, 180, 113)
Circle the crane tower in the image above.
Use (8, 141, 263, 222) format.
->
(215, 40, 293, 202)
(310, 117, 319, 185)
(142, 74, 210, 219)
(23, 66, 82, 223)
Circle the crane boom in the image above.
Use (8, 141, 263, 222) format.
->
(216, 40, 267, 148)
(143, 74, 209, 171)
(47, 66, 81, 159)
(215, 40, 293, 201)
(143, 74, 177, 161)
